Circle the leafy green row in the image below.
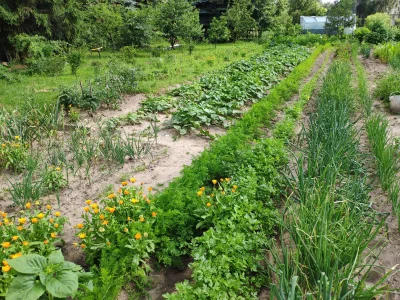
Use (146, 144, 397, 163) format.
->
(166, 45, 309, 135)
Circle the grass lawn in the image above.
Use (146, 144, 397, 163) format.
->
(0, 42, 263, 109)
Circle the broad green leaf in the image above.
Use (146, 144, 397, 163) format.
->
(6, 274, 46, 300)
(46, 270, 78, 298)
(6, 255, 47, 274)
(48, 249, 64, 265)
(62, 261, 82, 272)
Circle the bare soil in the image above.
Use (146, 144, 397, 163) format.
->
(358, 55, 400, 298)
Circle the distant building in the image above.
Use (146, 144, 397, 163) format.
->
(390, 3, 400, 24)
(300, 15, 356, 34)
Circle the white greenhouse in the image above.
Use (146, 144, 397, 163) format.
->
(300, 15, 356, 34)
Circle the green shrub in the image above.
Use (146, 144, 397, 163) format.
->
(374, 70, 400, 104)
(0, 65, 20, 83)
(27, 55, 66, 76)
(120, 46, 136, 63)
(354, 27, 371, 42)
(67, 50, 84, 75)
(360, 43, 371, 58)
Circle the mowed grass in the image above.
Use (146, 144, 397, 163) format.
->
(0, 42, 263, 109)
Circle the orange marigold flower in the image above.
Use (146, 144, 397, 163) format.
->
(118, 188, 122, 194)
(2, 260, 8, 266)
(25, 202, 31, 209)
(146, 199, 151, 204)
(0, 212, 7, 218)
(121, 181, 128, 186)
(99, 214, 105, 220)
(135, 232, 142, 240)
(83, 207, 89, 212)
(200, 187, 205, 191)
(127, 216, 131, 221)
(22, 241, 29, 246)
(17, 226, 23, 231)
(81, 244, 86, 249)
(129, 177, 136, 183)
(102, 220, 109, 225)
(79, 233, 86, 239)
(2, 265, 11, 272)
(44, 240, 49, 245)
(206, 202, 211, 207)
(51, 232, 57, 238)
(139, 216, 145, 222)
(152, 212, 157, 217)
(108, 193, 116, 199)
(49, 218, 54, 223)
(232, 189, 236, 193)
(10, 252, 22, 259)
(148, 187, 153, 192)
(46, 205, 52, 210)
(233, 185, 238, 189)
(119, 200, 124, 205)
(12, 236, 18, 241)
(212, 179, 217, 185)
(93, 209, 99, 214)
(31, 218, 38, 224)
(86, 200, 92, 205)
(2, 242, 11, 248)
(55, 212, 61, 217)
(123, 190, 129, 195)
(55, 224, 59, 229)
(108, 207, 116, 213)
(107, 241, 111, 246)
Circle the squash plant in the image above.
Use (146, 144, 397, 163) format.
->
(5, 250, 92, 300)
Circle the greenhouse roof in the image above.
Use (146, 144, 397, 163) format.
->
(301, 16, 327, 23)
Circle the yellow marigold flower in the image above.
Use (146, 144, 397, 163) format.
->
(12, 236, 19, 241)
(1, 143, 5, 147)
(109, 207, 116, 213)
(51, 232, 57, 238)
(37, 213, 45, 219)
(131, 198, 139, 204)
(121, 181, 128, 186)
(46, 205, 52, 210)
(55, 212, 61, 217)
(197, 191, 203, 196)
(135, 233, 142, 240)
(43, 240, 49, 245)
(233, 185, 238, 189)
(212, 179, 217, 185)
(123, 190, 129, 195)
(129, 177, 136, 183)
(81, 244, 86, 249)
(14, 136, 20, 140)
(206, 202, 211, 207)
(2, 265, 11, 272)
(22, 241, 29, 246)
(4, 218, 10, 225)
(83, 207, 89, 212)
(86, 200, 92, 205)
(31, 218, 38, 224)
(17, 226, 23, 231)
(108, 193, 116, 199)
(119, 200, 124, 205)
(55, 224, 59, 229)
(55, 167, 61, 171)
(127, 216, 131, 221)
(139, 217, 145, 222)
(25, 202, 31, 209)
(225, 178, 231, 182)
(99, 214, 105, 220)
(221, 191, 225, 195)
(211, 193, 214, 197)
(10, 252, 22, 259)
(49, 218, 54, 223)
(93, 208, 99, 214)
(91, 203, 98, 209)
(102, 220, 109, 225)
(73, 243, 78, 247)
(2, 260, 8, 266)
(35, 201, 40, 206)
(123, 227, 129, 233)
(79, 233, 86, 239)
(148, 187, 153, 192)
(152, 212, 157, 217)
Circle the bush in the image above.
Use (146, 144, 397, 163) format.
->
(365, 13, 392, 30)
(67, 50, 84, 75)
(27, 55, 66, 76)
(374, 70, 400, 104)
(354, 27, 371, 43)
(360, 43, 371, 58)
(0, 65, 20, 83)
(120, 46, 136, 63)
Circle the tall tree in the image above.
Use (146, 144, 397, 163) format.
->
(155, 0, 203, 48)
(356, 0, 397, 25)
(226, 0, 256, 41)
(326, 0, 356, 36)
(0, 0, 82, 60)
(252, 0, 291, 36)
(289, 0, 327, 23)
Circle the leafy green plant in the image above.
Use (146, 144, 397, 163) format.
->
(5, 250, 92, 300)
(42, 166, 68, 193)
(374, 70, 400, 104)
(67, 50, 84, 75)
(0, 136, 29, 172)
(360, 43, 371, 58)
